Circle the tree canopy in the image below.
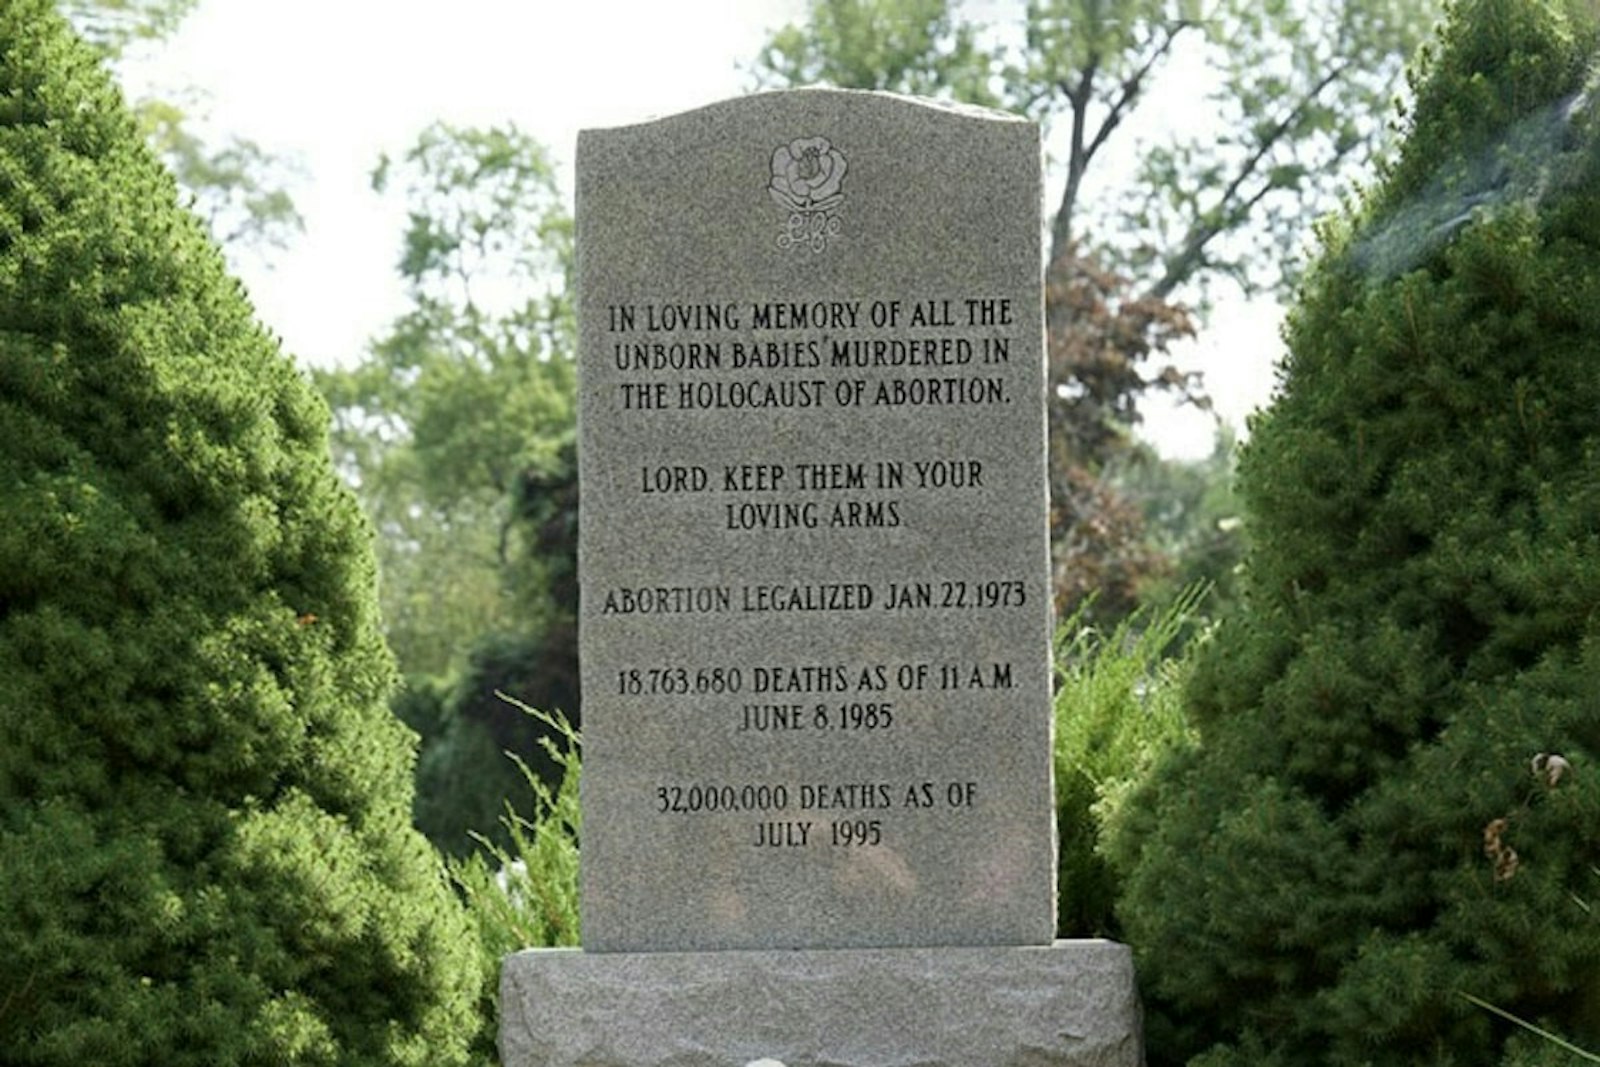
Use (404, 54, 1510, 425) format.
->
(59, 0, 305, 263)
(314, 122, 580, 854)
(756, 0, 1437, 617)
(757, 0, 1440, 301)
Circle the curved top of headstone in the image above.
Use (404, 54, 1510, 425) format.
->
(580, 87, 1030, 138)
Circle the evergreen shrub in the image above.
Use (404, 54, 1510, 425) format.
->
(0, 4, 480, 1063)
(1112, 2, 1600, 1063)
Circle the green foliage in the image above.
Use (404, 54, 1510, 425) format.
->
(135, 93, 305, 258)
(449, 698, 580, 1067)
(1053, 586, 1204, 937)
(371, 122, 574, 305)
(755, 0, 1000, 105)
(59, 0, 305, 264)
(1121, 429, 1246, 631)
(318, 122, 575, 681)
(1463, 993, 1600, 1063)
(411, 688, 525, 861)
(451, 698, 582, 957)
(412, 626, 580, 858)
(755, 0, 1435, 625)
(0, 4, 480, 1062)
(1112, 2, 1600, 1063)
(318, 123, 579, 861)
(56, 0, 196, 55)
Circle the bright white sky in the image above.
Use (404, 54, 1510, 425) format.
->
(118, 0, 1283, 460)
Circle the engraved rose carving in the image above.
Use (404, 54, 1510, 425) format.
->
(769, 135, 847, 253)
(769, 136, 847, 212)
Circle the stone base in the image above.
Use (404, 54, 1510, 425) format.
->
(499, 939, 1141, 1067)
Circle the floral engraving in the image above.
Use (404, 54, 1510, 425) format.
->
(769, 136, 846, 253)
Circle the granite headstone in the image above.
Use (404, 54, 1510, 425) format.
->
(576, 88, 1054, 953)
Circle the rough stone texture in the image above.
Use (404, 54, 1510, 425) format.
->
(577, 89, 1053, 953)
(500, 941, 1142, 1067)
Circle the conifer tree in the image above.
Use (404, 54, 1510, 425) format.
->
(1113, 1, 1600, 1063)
(0, 4, 480, 1063)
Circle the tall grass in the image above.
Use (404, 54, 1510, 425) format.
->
(1459, 992, 1600, 1063)
(450, 695, 582, 956)
(1053, 584, 1207, 937)
(448, 696, 581, 1065)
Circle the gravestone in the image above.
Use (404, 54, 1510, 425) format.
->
(579, 88, 1053, 953)
(500, 89, 1141, 1067)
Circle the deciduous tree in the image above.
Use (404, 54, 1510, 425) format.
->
(60, 0, 305, 262)
(319, 122, 575, 680)
(316, 122, 579, 853)
(756, 0, 1438, 617)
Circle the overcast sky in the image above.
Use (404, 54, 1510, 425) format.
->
(117, 0, 1281, 460)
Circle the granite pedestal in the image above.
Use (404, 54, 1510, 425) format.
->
(501, 941, 1141, 1067)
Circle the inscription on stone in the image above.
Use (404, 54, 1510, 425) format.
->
(577, 90, 1053, 952)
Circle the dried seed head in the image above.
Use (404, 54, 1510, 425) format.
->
(1484, 817, 1519, 883)
(1531, 752, 1572, 786)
